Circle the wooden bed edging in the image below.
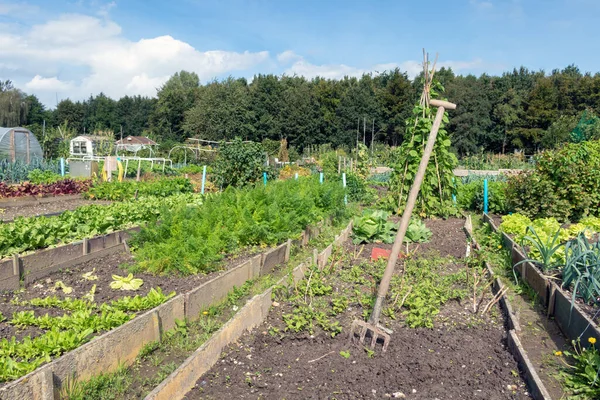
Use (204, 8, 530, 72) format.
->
(0, 227, 141, 291)
(0, 194, 83, 207)
(144, 221, 354, 400)
(482, 213, 600, 350)
(464, 216, 550, 400)
(0, 217, 346, 400)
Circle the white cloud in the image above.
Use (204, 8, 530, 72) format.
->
(1, 13, 270, 106)
(277, 50, 303, 64)
(0, 1, 39, 16)
(283, 56, 490, 80)
(25, 75, 73, 91)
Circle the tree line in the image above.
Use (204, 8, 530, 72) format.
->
(1, 64, 600, 158)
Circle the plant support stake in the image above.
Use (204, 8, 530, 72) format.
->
(352, 98, 457, 352)
(342, 172, 347, 205)
(60, 158, 65, 176)
(483, 179, 489, 214)
(263, 172, 267, 186)
(320, 172, 324, 184)
(201, 165, 207, 194)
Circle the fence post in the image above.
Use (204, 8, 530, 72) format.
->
(319, 172, 324, 184)
(483, 179, 489, 214)
(60, 158, 65, 176)
(201, 165, 207, 194)
(452, 177, 457, 205)
(263, 172, 267, 186)
(342, 173, 347, 205)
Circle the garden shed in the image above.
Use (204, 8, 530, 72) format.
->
(70, 135, 114, 158)
(0, 127, 43, 163)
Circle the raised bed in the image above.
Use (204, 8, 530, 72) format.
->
(464, 215, 551, 400)
(482, 213, 600, 350)
(0, 227, 139, 291)
(0, 194, 84, 207)
(148, 218, 531, 400)
(0, 218, 351, 399)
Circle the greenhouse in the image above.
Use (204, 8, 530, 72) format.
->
(0, 127, 43, 163)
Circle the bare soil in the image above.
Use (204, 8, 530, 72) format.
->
(184, 219, 530, 400)
(0, 199, 111, 221)
(507, 291, 567, 399)
(0, 248, 262, 342)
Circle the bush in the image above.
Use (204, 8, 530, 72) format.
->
(345, 173, 376, 204)
(506, 140, 600, 221)
(214, 138, 266, 188)
(457, 180, 509, 214)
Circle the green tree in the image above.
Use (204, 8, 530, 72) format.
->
(183, 77, 254, 140)
(151, 70, 200, 141)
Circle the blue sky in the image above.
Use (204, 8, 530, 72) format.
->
(1, 0, 598, 107)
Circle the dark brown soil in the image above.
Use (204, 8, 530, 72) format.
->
(507, 291, 567, 399)
(0, 199, 111, 221)
(184, 218, 530, 400)
(186, 320, 527, 400)
(0, 248, 262, 342)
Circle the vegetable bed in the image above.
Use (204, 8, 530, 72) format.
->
(0, 198, 111, 222)
(183, 219, 530, 399)
(497, 214, 600, 324)
(0, 178, 348, 386)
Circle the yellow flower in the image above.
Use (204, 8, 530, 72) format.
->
(202, 311, 209, 315)
(589, 337, 597, 345)
(554, 351, 563, 356)
(497, 245, 502, 249)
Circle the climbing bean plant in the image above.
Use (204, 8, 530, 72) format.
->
(385, 80, 458, 218)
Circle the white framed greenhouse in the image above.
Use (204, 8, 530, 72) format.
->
(0, 127, 43, 163)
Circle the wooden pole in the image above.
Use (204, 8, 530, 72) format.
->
(369, 100, 456, 326)
(371, 119, 375, 156)
(363, 117, 366, 145)
(356, 118, 359, 154)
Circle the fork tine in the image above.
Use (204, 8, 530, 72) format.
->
(359, 324, 368, 344)
(370, 331, 378, 349)
(382, 334, 390, 352)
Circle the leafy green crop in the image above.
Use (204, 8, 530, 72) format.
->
(352, 210, 397, 244)
(110, 274, 144, 291)
(1, 288, 174, 382)
(352, 210, 431, 245)
(0, 193, 201, 258)
(84, 177, 193, 201)
(27, 169, 63, 184)
(132, 178, 346, 275)
(563, 233, 600, 305)
(405, 219, 432, 244)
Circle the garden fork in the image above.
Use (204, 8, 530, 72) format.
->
(349, 98, 457, 351)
